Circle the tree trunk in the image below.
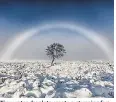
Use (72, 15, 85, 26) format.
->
(51, 57, 55, 66)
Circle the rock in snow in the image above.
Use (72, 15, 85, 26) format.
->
(65, 88, 92, 98)
(0, 60, 114, 98)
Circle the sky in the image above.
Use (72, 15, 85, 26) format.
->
(0, 0, 114, 60)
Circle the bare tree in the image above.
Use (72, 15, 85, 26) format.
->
(46, 43, 66, 65)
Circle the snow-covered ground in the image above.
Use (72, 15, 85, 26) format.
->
(0, 60, 114, 98)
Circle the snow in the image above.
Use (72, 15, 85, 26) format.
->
(0, 60, 114, 98)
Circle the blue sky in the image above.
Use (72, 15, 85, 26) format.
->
(0, 0, 114, 60)
(0, 0, 113, 33)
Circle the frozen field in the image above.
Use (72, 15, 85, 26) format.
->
(0, 60, 114, 98)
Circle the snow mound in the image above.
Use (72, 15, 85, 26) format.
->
(0, 60, 114, 98)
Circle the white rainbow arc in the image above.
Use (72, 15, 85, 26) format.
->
(0, 23, 113, 60)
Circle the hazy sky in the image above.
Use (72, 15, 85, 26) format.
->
(0, 0, 114, 60)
